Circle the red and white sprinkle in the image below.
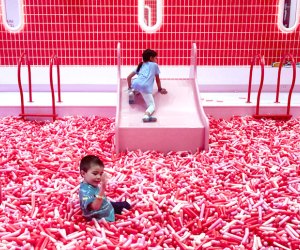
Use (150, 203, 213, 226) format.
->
(0, 116, 299, 248)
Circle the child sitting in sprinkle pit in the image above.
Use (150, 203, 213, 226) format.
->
(79, 155, 130, 222)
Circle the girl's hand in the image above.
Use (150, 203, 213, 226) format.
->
(159, 88, 167, 94)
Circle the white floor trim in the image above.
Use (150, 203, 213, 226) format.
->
(1, 91, 299, 119)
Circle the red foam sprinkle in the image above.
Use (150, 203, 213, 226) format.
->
(0, 116, 299, 249)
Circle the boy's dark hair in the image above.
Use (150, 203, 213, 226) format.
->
(80, 155, 104, 172)
(136, 49, 157, 73)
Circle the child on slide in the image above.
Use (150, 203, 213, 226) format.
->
(127, 49, 167, 122)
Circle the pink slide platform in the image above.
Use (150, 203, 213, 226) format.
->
(115, 43, 209, 153)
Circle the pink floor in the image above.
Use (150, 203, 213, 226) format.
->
(0, 116, 299, 249)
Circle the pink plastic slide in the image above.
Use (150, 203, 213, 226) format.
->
(115, 43, 209, 153)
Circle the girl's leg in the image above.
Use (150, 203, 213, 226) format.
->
(110, 201, 131, 215)
(128, 89, 135, 104)
(128, 89, 141, 104)
(140, 92, 155, 116)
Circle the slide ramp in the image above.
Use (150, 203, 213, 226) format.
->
(115, 78, 209, 153)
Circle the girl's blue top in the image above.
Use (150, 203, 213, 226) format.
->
(79, 182, 115, 222)
(132, 62, 160, 94)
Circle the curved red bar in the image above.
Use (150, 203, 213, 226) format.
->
(17, 52, 32, 117)
(49, 54, 62, 121)
(50, 54, 61, 103)
(247, 54, 265, 104)
(254, 55, 265, 115)
(275, 54, 296, 116)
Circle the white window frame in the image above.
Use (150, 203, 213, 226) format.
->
(278, 0, 300, 32)
(1, 0, 25, 32)
(138, 0, 163, 33)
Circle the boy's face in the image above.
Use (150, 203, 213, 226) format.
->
(81, 164, 104, 187)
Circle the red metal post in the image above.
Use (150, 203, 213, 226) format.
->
(18, 52, 32, 106)
(26, 54, 32, 102)
(17, 53, 25, 116)
(50, 54, 62, 102)
(49, 55, 57, 121)
(255, 57, 265, 115)
(247, 54, 265, 104)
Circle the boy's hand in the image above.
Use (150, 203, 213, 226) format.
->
(159, 88, 167, 94)
(101, 172, 108, 187)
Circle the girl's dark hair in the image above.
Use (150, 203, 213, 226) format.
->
(80, 155, 104, 172)
(136, 49, 157, 73)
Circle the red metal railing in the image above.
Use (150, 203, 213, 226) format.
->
(17, 53, 62, 122)
(251, 53, 296, 120)
(247, 54, 265, 103)
(17, 52, 32, 116)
